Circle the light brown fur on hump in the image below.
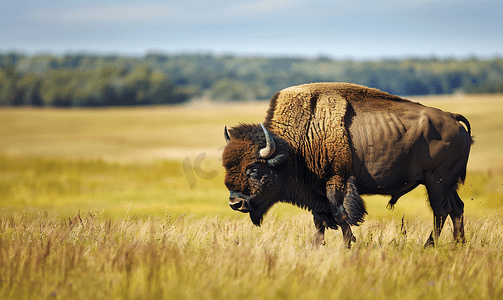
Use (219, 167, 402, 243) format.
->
(264, 83, 355, 180)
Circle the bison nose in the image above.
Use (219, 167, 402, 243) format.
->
(229, 196, 250, 212)
(229, 199, 243, 211)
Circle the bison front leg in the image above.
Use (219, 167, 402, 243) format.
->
(312, 214, 326, 248)
(425, 214, 448, 247)
(326, 176, 356, 248)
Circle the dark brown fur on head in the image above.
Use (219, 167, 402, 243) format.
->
(222, 124, 290, 225)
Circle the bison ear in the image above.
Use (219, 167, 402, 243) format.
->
(267, 152, 289, 168)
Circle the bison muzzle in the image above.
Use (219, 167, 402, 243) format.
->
(222, 82, 472, 248)
(228, 190, 252, 212)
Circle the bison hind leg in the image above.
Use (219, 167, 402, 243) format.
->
(343, 176, 368, 225)
(448, 189, 466, 244)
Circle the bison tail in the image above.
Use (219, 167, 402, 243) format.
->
(453, 113, 472, 185)
(454, 114, 473, 143)
(343, 176, 368, 226)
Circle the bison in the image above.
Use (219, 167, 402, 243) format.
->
(222, 83, 472, 248)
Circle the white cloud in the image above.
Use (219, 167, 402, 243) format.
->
(225, 0, 301, 16)
(33, 4, 177, 22)
(29, 0, 303, 25)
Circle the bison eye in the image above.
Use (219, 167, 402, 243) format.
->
(245, 167, 259, 178)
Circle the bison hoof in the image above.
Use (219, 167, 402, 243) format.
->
(424, 238, 435, 248)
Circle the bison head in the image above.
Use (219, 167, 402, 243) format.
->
(222, 123, 289, 226)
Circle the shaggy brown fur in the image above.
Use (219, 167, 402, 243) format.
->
(264, 83, 352, 186)
(223, 82, 472, 248)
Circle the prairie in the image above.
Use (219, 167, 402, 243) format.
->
(1, 94, 502, 220)
(1, 212, 502, 299)
(0, 94, 503, 299)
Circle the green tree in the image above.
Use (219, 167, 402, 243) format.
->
(17, 74, 44, 106)
(210, 79, 255, 101)
(0, 66, 22, 106)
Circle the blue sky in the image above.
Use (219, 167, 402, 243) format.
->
(2, 0, 502, 59)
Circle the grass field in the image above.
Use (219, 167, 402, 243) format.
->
(1, 212, 502, 299)
(1, 94, 503, 299)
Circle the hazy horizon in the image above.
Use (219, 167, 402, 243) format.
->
(2, 0, 502, 60)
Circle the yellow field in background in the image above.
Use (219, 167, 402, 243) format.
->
(1, 94, 502, 168)
(0, 94, 502, 222)
(1, 94, 503, 300)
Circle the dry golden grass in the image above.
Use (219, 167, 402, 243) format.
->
(1, 212, 502, 299)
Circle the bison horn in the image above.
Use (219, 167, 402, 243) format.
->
(259, 123, 276, 159)
(224, 126, 231, 144)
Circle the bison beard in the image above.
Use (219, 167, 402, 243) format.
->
(249, 207, 266, 226)
(222, 82, 472, 248)
(248, 176, 282, 227)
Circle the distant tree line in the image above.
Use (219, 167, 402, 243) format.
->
(1, 52, 502, 107)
